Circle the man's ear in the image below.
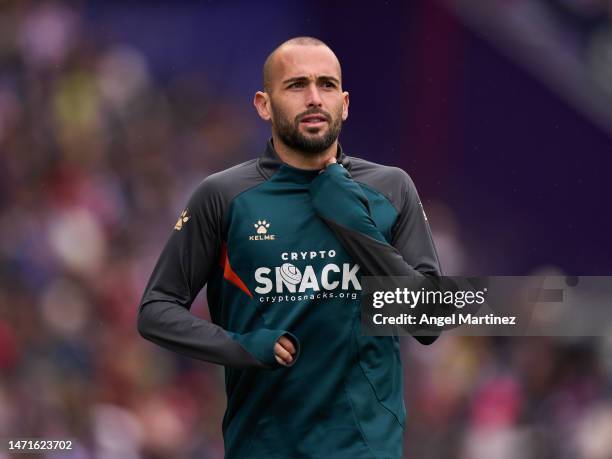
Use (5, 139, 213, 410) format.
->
(342, 91, 349, 121)
(254, 91, 272, 121)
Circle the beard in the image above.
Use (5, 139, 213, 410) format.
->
(270, 103, 343, 155)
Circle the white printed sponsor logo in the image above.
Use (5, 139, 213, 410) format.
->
(254, 262, 361, 294)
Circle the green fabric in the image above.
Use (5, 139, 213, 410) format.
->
(229, 329, 301, 369)
(310, 164, 390, 244)
(213, 163, 404, 459)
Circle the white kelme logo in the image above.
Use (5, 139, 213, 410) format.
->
(249, 219, 275, 241)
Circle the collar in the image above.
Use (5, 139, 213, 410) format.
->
(257, 138, 351, 179)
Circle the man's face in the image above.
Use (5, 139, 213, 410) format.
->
(265, 45, 349, 154)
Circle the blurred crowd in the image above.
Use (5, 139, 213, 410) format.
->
(0, 2, 611, 459)
(0, 2, 255, 458)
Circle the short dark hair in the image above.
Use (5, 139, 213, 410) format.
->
(262, 37, 340, 92)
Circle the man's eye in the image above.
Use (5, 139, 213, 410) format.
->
(323, 81, 336, 88)
(289, 82, 305, 88)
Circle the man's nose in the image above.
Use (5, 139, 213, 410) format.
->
(305, 84, 323, 107)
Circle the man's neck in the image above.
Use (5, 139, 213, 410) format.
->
(271, 134, 337, 170)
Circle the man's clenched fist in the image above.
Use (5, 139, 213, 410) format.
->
(274, 335, 297, 366)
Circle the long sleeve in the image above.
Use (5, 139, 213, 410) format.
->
(137, 178, 300, 368)
(309, 163, 442, 344)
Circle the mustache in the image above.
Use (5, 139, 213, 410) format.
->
(295, 109, 331, 123)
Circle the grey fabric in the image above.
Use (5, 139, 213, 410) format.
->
(138, 158, 276, 368)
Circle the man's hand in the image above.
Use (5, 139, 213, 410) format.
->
(319, 156, 337, 173)
(324, 156, 337, 168)
(274, 335, 297, 366)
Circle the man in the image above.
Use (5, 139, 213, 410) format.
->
(138, 37, 441, 459)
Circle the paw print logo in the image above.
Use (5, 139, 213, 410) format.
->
(254, 220, 270, 234)
(174, 210, 190, 231)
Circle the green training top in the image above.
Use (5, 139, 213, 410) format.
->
(138, 139, 441, 459)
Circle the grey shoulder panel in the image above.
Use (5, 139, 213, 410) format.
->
(347, 156, 409, 213)
(201, 158, 265, 199)
(182, 158, 265, 248)
(189, 158, 266, 234)
(137, 158, 296, 368)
